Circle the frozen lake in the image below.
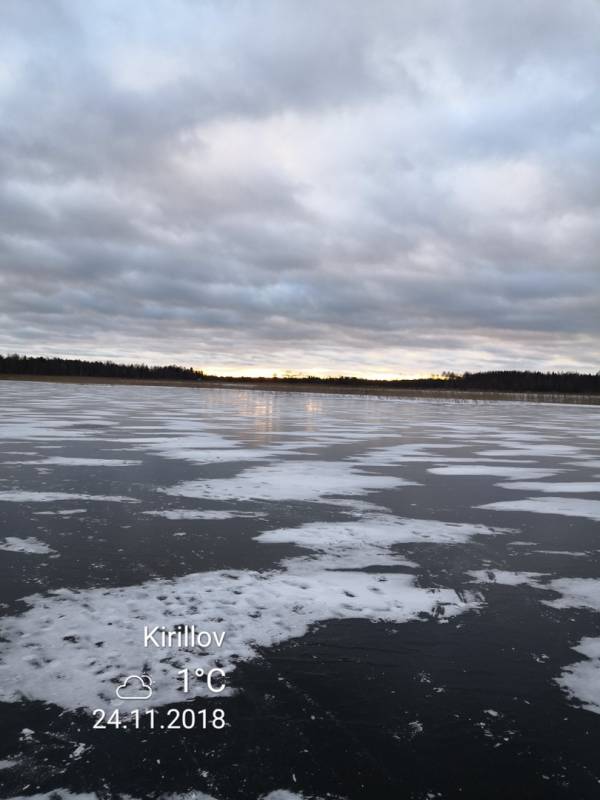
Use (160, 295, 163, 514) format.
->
(0, 380, 599, 799)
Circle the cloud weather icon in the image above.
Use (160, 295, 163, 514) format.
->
(116, 674, 153, 700)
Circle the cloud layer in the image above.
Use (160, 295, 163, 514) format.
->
(1, 0, 599, 376)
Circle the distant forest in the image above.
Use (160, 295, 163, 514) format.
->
(206, 369, 600, 394)
(1, 354, 599, 394)
(0, 354, 197, 382)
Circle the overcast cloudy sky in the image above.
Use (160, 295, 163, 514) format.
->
(1, 1, 599, 377)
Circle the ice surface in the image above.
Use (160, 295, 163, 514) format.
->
(1, 380, 599, 768)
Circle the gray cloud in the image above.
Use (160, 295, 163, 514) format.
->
(1, 0, 599, 377)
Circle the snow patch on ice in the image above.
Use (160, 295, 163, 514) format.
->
(160, 793, 218, 800)
(351, 443, 462, 466)
(109, 432, 274, 466)
(34, 508, 87, 516)
(160, 793, 219, 800)
(429, 465, 558, 479)
(3, 793, 98, 800)
(0, 562, 478, 711)
(543, 578, 600, 612)
(144, 509, 265, 521)
(476, 444, 583, 458)
(0, 536, 55, 555)
(468, 570, 545, 587)
(162, 461, 419, 504)
(257, 515, 509, 569)
(160, 792, 313, 800)
(0, 491, 138, 504)
(262, 792, 326, 800)
(557, 637, 600, 714)
(153, 447, 274, 465)
(5, 457, 141, 467)
(495, 481, 600, 494)
(476, 497, 600, 521)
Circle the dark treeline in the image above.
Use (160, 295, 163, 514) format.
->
(440, 370, 600, 394)
(1, 354, 599, 394)
(201, 369, 600, 394)
(0, 354, 198, 381)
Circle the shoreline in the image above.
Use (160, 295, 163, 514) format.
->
(1, 373, 599, 405)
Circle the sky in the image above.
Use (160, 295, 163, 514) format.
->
(0, 0, 599, 378)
